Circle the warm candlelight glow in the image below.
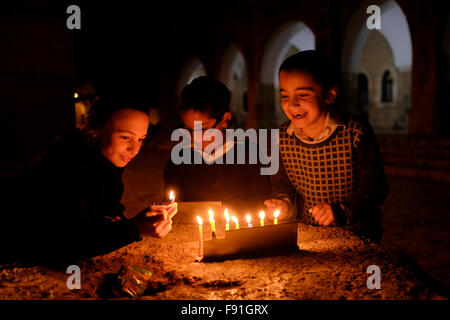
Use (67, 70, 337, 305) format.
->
(208, 209, 216, 238)
(246, 214, 252, 228)
(196, 216, 203, 258)
(169, 190, 175, 202)
(274, 210, 280, 225)
(224, 208, 230, 230)
(74, 92, 79, 99)
(231, 216, 239, 229)
(259, 211, 265, 226)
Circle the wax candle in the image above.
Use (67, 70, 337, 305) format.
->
(274, 209, 280, 225)
(209, 209, 216, 238)
(196, 216, 203, 258)
(259, 211, 265, 226)
(231, 216, 239, 230)
(246, 214, 252, 228)
(169, 190, 175, 203)
(224, 208, 230, 231)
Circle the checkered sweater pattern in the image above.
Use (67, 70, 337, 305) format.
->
(279, 119, 364, 225)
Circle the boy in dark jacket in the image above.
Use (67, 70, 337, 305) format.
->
(164, 76, 271, 215)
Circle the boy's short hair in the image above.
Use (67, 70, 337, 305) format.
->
(279, 50, 340, 93)
(180, 76, 231, 120)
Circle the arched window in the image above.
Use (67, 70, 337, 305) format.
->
(382, 70, 393, 102)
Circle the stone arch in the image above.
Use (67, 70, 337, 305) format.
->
(218, 43, 248, 128)
(176, 57, 207, 97)
(357, 72, 370, 120)
(259, 21, 315, 128)
(341, 0, 412, 133)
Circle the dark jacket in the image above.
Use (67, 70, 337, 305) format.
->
(1, 130, 141, 264)
(163, 140, 271, 213)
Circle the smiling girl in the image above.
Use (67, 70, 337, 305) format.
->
(264, 50, 389, 243)
(2, 95, 176, 264)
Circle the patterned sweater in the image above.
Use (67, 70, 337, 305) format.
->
(271, 115, 389, 243)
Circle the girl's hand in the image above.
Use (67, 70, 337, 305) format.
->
(137, 203, 178, 238)
(311, 203, 335, 226)
(146, 203, 178, 219)
(264, 198, 291, 220)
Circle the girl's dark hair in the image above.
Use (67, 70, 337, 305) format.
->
(180, 76, 231, 120)
(279, 50, 340, 93)
(81, 94, 149, 135)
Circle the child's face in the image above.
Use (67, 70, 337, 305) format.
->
(180, 109, 231, 151)
(97, 109, 149, 167)
(279, 70, 329, 130)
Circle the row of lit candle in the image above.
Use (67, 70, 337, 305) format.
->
(198, 208, 280, 232)
(195, 208, 280, 258)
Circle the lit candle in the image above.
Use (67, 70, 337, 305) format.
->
(196, 216, 203, 258)
(246, 214, 252, 228)
(259, 211, 265, 226)
(169, 190, 175, 203)
(274, 210, 280, 225)
(224, 208, 230, 231)
(231, 216, 239, 230)
(209, 209, 216, 238)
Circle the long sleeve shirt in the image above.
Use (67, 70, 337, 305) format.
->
(2, 130, 141, 264)
(271, 113, 389, 243)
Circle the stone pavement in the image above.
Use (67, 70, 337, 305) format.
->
(0, 141, 448, 299)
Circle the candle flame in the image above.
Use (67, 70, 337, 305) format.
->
(224, 208, 230, 222)
(259, 211, 265, 220)
(169, 190, 175, 201)
(231, 216, 238, 223)
(246, 214, 251, 224)
(196, 216, 203, 226)
(274, 210, 280, 219)
(208, 209, 214, 222)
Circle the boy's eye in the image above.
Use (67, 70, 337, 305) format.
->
(120, 136, 130, 140)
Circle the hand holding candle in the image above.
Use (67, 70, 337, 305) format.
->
(246, 214, 252, 228)
(259, 211, 265, 226)
(224, 208, 230, 231)
(231, 216, 239, 230)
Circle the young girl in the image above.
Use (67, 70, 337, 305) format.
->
(264, 50, 388, 243)
(1, 96, 177, 264)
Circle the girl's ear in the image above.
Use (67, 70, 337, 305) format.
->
(324, 86, 339, 104)
(219, 112, 232, 129)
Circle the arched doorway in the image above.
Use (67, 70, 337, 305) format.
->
(176, 57, 207, 98)
(341, 0, 412, 133)
(259, 21, 315, 128)
(357, 73, 369, 120)
(219, 44, 248, 128)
